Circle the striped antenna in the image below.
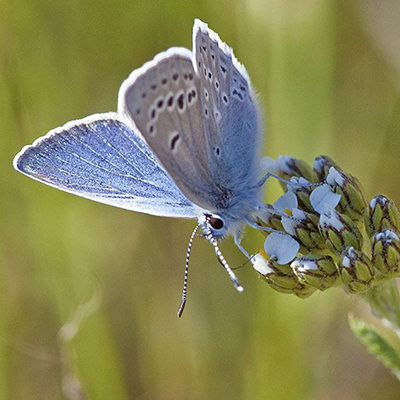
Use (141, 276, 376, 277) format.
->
(204, 217, 244, 293)
(177, 223, 201, 318)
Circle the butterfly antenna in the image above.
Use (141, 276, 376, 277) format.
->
(204, 222, 244, 293)
(177, 223, 201, 318)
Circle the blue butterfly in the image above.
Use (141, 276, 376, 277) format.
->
(14, 20, 267, 315)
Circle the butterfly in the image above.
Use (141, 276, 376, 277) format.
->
(13, 19, 267, 315)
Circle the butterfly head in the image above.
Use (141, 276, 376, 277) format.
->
(200, 212, 236, 240)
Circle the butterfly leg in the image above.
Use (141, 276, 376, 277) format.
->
(245, 219, 283, 234)
(234, 232, 250, 259)
(256, 172, 320, 189)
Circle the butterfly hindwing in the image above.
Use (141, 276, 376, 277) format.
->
(193, 20, 263, 191)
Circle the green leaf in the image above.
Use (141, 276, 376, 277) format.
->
(349, 314, 400, 380)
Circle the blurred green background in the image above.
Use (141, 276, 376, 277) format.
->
(2, 0, 400, 399)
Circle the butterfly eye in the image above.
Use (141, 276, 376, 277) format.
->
(209, 216, 224, 230)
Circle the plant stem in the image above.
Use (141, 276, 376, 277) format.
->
(362, 279, 400, 334)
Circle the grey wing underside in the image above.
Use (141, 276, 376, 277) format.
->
(119, 21, 264, 216)
(193, 20, 263, 190)
(13, 113, 196, 218)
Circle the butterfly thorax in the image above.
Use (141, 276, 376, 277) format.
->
(195, 179, 263, 239)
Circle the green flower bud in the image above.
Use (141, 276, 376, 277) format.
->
(340, 247, 374, 292)
(276, 155, 314, 182)
(281, 209, 326, 252)
(313, 156, 339, 182)
(292, 254, 339, 290)
(257, 204, 285, 232)
(326, 167, 367, 221)
(319, 208, 363, 255)
(252, 253, 316, 298)
(372, 229, 400, 276)
(364, 195, 400, 238)
(293, 284, 318, 299)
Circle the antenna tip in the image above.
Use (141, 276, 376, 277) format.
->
(177, 299, 186, 318)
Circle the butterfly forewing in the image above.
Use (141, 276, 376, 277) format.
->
(120, 48, 219, 211)
(14, 113, 196, 218)
(193, 20, 263, 191)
